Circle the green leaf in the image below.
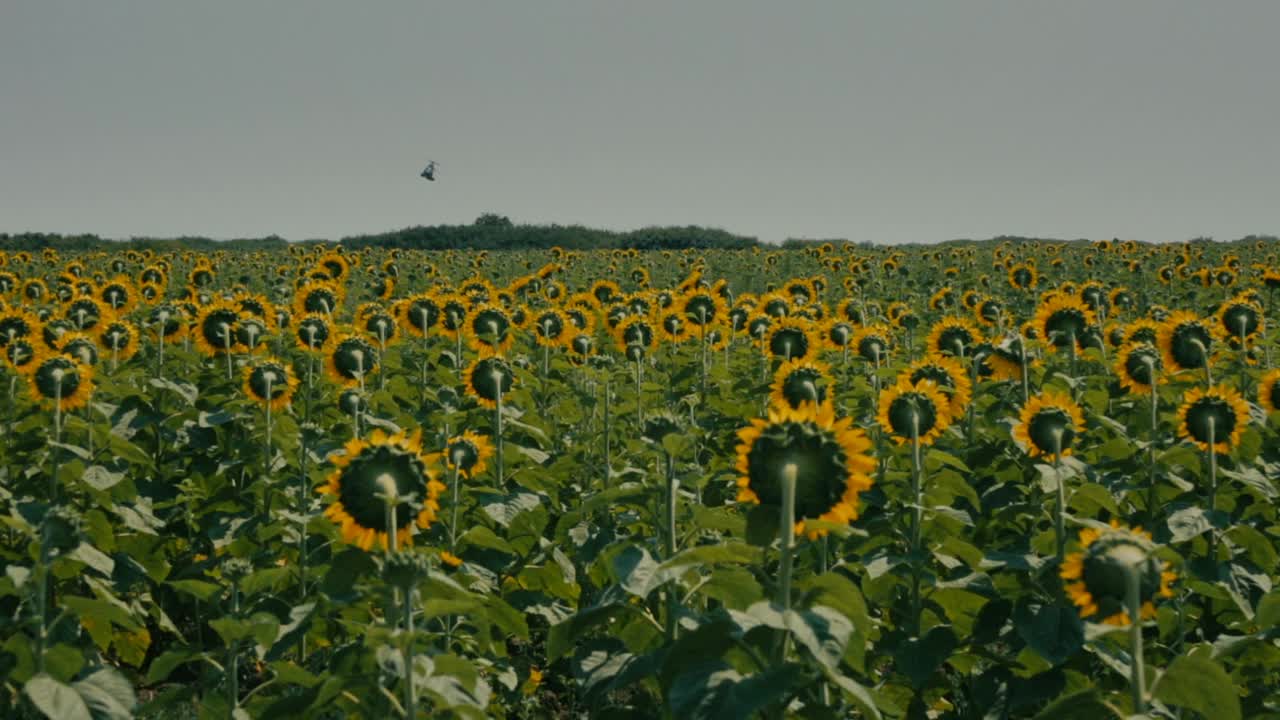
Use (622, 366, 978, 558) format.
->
(744, 504, 779, 547)
(1013, 601, 1082, 667)
(547, 603, 641, 661)
(146, 649, 203, 683)
(1151, 655, 1240, 720)
(1031, 687, 1115, 719)
(24, 674, 91, 720)
(459, 526, 516, 555)
(72, 668, 137, 720)
(894, 625, 957, 689)
(168, 579, 222, 602)
(1167, 506, 1212, 543)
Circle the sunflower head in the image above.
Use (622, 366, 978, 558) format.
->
(735, 402, 875, 537)
(465, 353, 514, 409)
(770, 359, 831, 410)
(1261, 370, 1280, 415)
(318, 430, 446, 551)
(27, 351, 94, 411)
(926, 316, 982, 358)
(243, 358, 298, 410)
(444, 430, 495, 477)
(1218, 296, 1263, 341)
(766, 317, 818, 362)
(1034, 295, 1096, 353)
(1013, 390, 1085, 459)
(325, 334, 379, 387)
(467, 303, 515, 353)
(338, 388, 368, 416)
(905, 355, 972, 420)
(1158, 311, 1217, 372)
(296, 313, 331, 352)
(1115, 343, 1162, 395)
(876, 377, 951, 446)
(1177, 385, 1249, 454)
(1061, 522, 1175, 626)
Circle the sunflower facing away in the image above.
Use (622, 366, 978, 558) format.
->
(925, 316, 983, 358)
(444, 430, 495, 478)
(1114, 343, 1162, 396)
(242, 357, 299, 411)
(1012, 390, 1085, 460)
(1177, 384, 1249, 454)
(735, 401, 875, 538)
(25, 350, 94, 411)
(324, 333, 379, 387)
(1033, 294, 1096, 353)
(1157, 311, 1217, 373)
(1060, 521, 1175, 626)
(876, 377, 952, 446)
(465, 353, 515, 409)
(905, 355, 972, 421)
(770, 358, 831, 410)
(1262, 369, 1280, 415)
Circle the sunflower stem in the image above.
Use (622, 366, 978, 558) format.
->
(603, 372, 612, 491)
(664, 449, 679, 641)
(1146, 365, 1159, 527)
(51, 376, 63, 502)
(495, 384, 505, 487)
(909, 412, 923, 637)
(1207, 416, 1217, 564)
(773, 463, 797, 664)
(1125, 561, 1147, 714)
(1053, 430, 1066, 565)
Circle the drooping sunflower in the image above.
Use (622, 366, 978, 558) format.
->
(1061, 521, 1175, 626)
(466, 303, 515, 354)
(444, 430, 495, 478)
(1157, 311, 1218, 373)
(234, 315, 270, 354)
(1033, 294, 1096, 353)
(974, 297, 1003, 327)
(735, 401, 875, 537)
(295, 313, 332, 352)
(97, 319, 139, 362)
(400, 292, 441, 339)
(876, 377, 952, 446)
(25, 350, 94, 411)
(242, 357, 299, 411)
(822, 319, 856, 352)
(925, 316, 983, 358)
(324, 333, 379, 387)
(465, 352, 515, 409)
(1217, 294, 1263, 345)
(437, 294, 470, 340)
(770, 358, 832, 410)
(1176, 385, 1249, 454)
(1123, 318, 1161, 347)
(1114, 343, 1162, 396)
(904, 355, 972, 421)
(1012, 391, 1085, 459)
(764, 317, 819, 363)
(193, 301, 245, 356)
(1260, 369, 1280, 415)
(317, 430, 445, 551)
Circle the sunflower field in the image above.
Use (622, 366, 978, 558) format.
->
(1, 239, 1279, 719)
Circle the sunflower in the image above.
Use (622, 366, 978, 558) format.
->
(361, 306, 400, 347)
(193, 301, 244, 356)
(59, 333, 99, 366)
(876, 378, 951, 446)
(925, 316, 983, 358)
(823, 319, 856, 352)
(928, 287, 955, 312)
(0, 307, 40, 348)
(1061, 521, 1175, 626)
(444, 430, 495, 477)
(1217, 294, 1263, 344)
(25, 350, 93, 411)
(234, 315, 270, 353)
(315, 252, 351, 283)
(1115, 343, 1162, 395)
(97, 319, 139, 362)
(656, 308, 689, 344)
(1013, 391, 1083, 459)
(64, 297, 106, 331)
(770, 358, 831, 410)
(853, 324, 893, 363)
(188, 265, 216, 288)
(764, 317, 819, 362)
(22, 278, 49, 303)
(734, 401, 875, 537)
(974, 298, 1003, 327)
(1123, 318, 1161, 347)
(293, 281, 344, 317)
(904, 356, 972, 421)
(1260, 369, 1280, 415)
(317, 430, 444, 551)
(4, 338, 39, 373)
(1008, 263, 1038, 290)
(532, 309, 570, 347)
(590, 279, 622, 307)
(613, 316, 657, 355)
(295, 313, 332, 352)
(1157, 311, 1217, 373)
(1176, 385, 1249, 454)
(324, 333, 379, 387)
(242, 357, 299, 411)
(1033, 294, 1096, 353)
(465, 353, 515, 409)
(437, 294, 469, 340)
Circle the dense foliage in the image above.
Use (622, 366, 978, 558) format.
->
(0, 238, 1278, 718)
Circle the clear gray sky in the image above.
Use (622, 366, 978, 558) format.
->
(2, 1, 1277, 244)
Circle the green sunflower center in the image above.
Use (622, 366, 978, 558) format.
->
(1028, 407, 1074, 455)
(34, 357, 81, 400)
(746, 420, 849, 519)
(887, 393, 939, 438)
(1184, 397, 1236, 445)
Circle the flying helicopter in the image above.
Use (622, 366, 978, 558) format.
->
(420, 161, 437, 181)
